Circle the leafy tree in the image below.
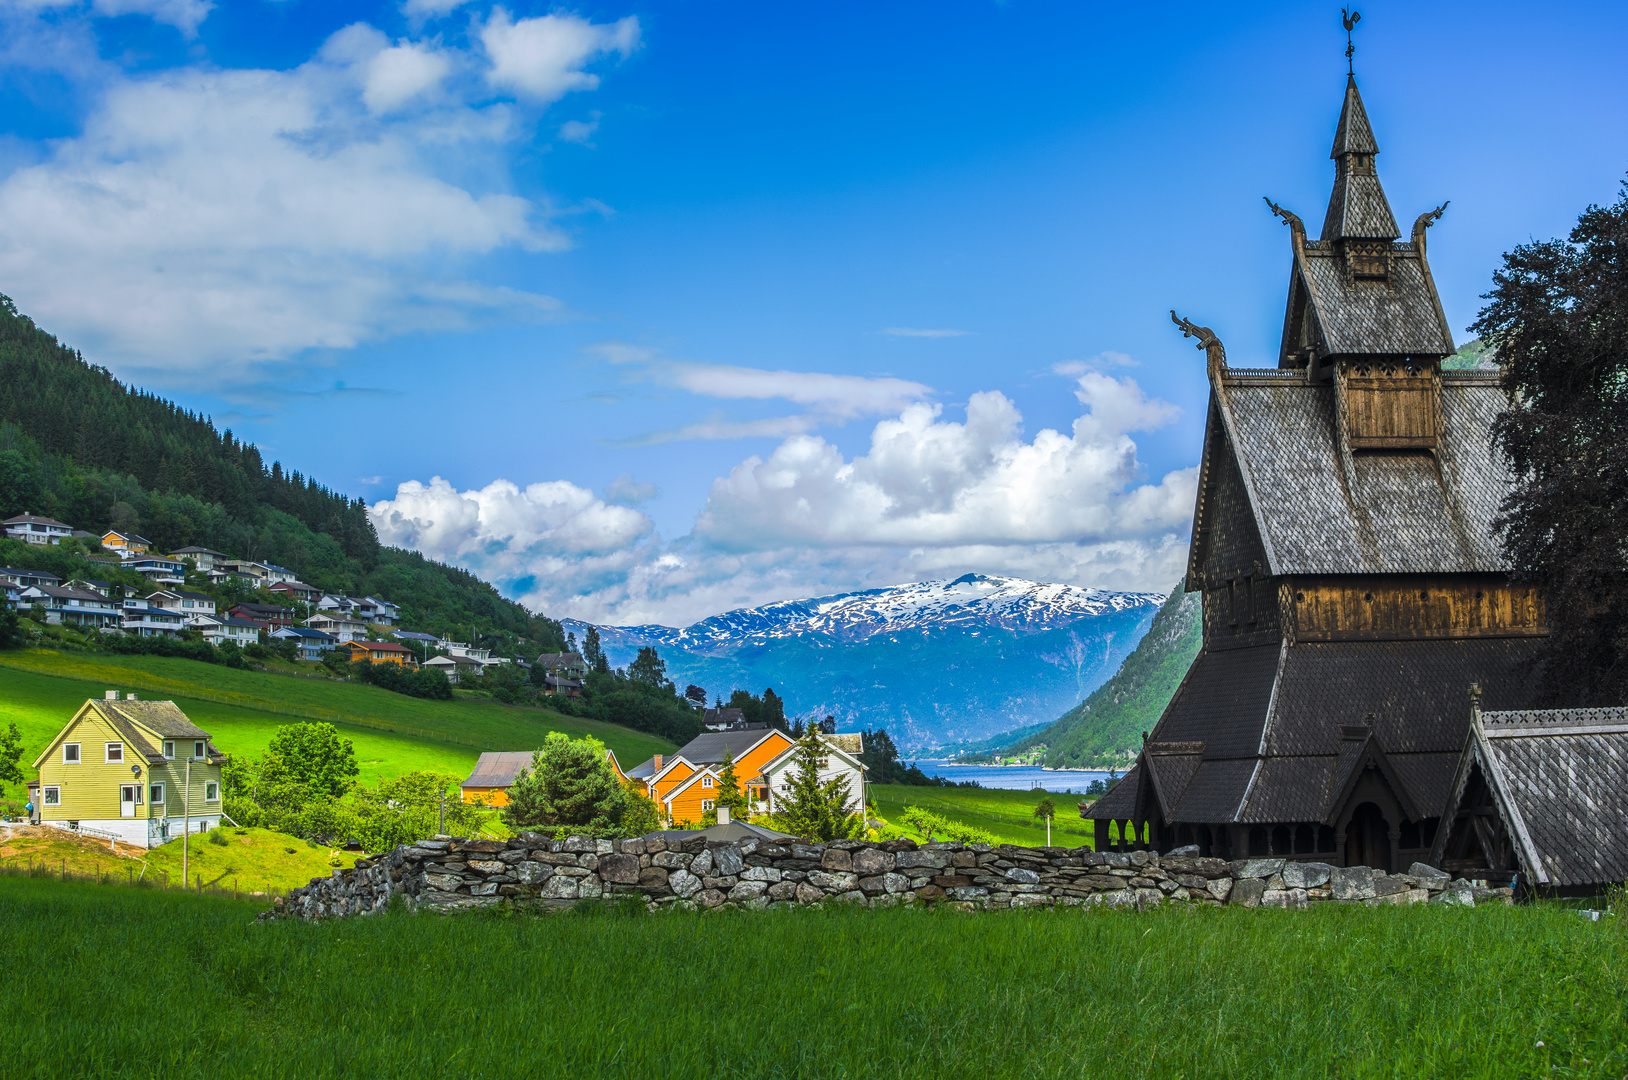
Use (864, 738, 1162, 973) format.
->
(1472, 180, 1628, 705)
(262, 722, 359, 798)
(619, 781, 660, 837)
(0, 449, 41, 517)
(775, 726, 860, 841)
(582, 626, 609, 675)
(0, 609, 22, 650)
(684, 683, 707, 707)
(500, 733, 628, 833)
(714, 748, 748, 815)
(1032, 795, 1056, 821)
(0, 722, 24, 796)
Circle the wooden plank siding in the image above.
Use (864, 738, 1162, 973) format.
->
(33, 702, 223, 823)
(461, 786, 509, 807)
(1282, 576, 1548, 643)
(1340, 364, 1438, 449)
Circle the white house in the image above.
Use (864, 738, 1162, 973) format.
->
(192, 614, 261, 647)
(122, 556, 186, 586)
(270, 625, 337, 659)
(3, 513, 73, 545)
(757, 733, 866, 818)
(423, 653, 485, 684)
(225, 560, 297, 585)
(305, 610, 365, 643)
(168, 546, 228, 573)
(121, 599, 186, 638)
(18, 585, 121, 629)
(145, 590, 217, 617)
(0, 567, 60, 590)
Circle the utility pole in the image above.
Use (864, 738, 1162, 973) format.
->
(438, 792, 445, 836)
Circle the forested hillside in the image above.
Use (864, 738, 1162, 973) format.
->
(0, 295, 563, 651)
(998, 586, 1201, 768)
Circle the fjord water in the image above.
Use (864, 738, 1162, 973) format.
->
(905, 760, 1115, 794)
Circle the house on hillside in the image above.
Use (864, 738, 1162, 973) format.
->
(4, 513, 73, 545)
(423, 653, 484, 684)
(64, 578, 115, 597)
(101, 530, 152, 557)
(459, 747, 626, 806)
(0, 566, 61, 590)
(18, 585, 121, 629)
(1084, 72, 1546, 870)
(225, 560, 297, 586)
(268, 580, 321, 606)
(270, 625, 337, 659)
(227, 602, 295, 629)
(145, 589, 217, 617)
(190, 614, 261, 647)
(624, 728, 864, 827)
(123, 556, 185, 586)
(120, 598, 186, 638)
(27, 693, 227, 847)
(306, 610, 365, 644)
(703, 707, 747, 732)
(341, 639, 416, 667)
(168, 546, 228, 574)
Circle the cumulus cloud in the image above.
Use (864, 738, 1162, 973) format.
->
(402, 0, 470, 20)
(480, 9, 639, 103)
(0, 9, 634, 383)
(371, 368, 1195, 625)
(92, 0, 213, 36)
(558, 113, 600, 144)
(882, 327, 969, 338)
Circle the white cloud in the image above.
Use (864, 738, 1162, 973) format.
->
(0, 12, 636, 382)
(882, 327, 969, 338)
(558, 113, 600, 144)
(363, 41, 451, 113)
(371, 368, 1195, 625)
(480, 9, 639, 104)
(92, 0, 213, 36)
(401, 0, 469, 20)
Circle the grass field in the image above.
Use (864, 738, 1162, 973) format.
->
(869, 783, 1093, 847)
(0, 650, 675, 785)
(0, 823, 351, 892)
(2, 876, 1624, 1078)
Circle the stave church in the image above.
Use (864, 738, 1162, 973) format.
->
(1085, 71, 1546, 872)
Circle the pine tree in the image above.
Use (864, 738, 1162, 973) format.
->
(582, 626, 609, 674)
(775, 726, 859, 841)
(714, 748, 747, 815)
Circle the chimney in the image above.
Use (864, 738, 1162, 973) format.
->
(126, 692, 138, 701)
(652, 754, 663, 772)
(104, 690, 118, 700)
(717, 805, 731, 826)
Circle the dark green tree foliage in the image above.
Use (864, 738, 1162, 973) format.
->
(726, 687, 788, 732)
(713, 748, 747, 814)
(1472, 182, 1628, 705)
(0, 609, 22, 650)
(855, 726, 974, 787)
(582, 626, 608, 674)
(627, 646, 671, 691)
(775, 726, 861, 842)
(261, 722, 360, 799)
(350, 661, 454, 700)
(500, 733, 628, 834)
(0, 721, 25, 795)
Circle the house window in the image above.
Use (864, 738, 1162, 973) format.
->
(204, 782, 219, 802)
(702, 800, 715, 811)
(163, 741, 174, 759)
(105, 742, 124, 763)
(43, 786, 60, 806)
(193, 741, 205, 759)
(63, 743, 80, 764)
(702, 776, 714, 788)
(150, 782, 165, 805)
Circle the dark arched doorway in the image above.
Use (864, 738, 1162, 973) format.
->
(1345, 802, 1392, 872)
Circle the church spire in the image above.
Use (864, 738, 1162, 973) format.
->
(1320, 75, 1399, 242)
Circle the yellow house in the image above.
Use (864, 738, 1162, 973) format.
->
(29, 693, 228, 848)
(101, 530, 151, 556)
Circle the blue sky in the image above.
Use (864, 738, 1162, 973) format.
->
(2, 0, 1625, 625)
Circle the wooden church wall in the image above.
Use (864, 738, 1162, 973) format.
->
(1282, 576, 1547, 642)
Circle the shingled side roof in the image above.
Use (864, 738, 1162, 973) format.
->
(1434, 707, 1628, 888)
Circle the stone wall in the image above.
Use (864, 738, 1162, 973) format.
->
(263, 836, 1515, 921)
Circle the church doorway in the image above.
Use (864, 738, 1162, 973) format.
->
(1345, 802, 1392, 872)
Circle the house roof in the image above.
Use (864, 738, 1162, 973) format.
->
(652, 820, 796, 843)
(461, 751, 536, 789)
(535, 651, 585, 668)
(394, 631, 440, 643)
(269, 580, 319, 591)
(273, 626, 336, 640)
(169, 546, 227, 557)
(145, 589, 214, 602)
(673, 728, 786, 767)
(1320, 75, 1398, 242)
(102, 699, 213, 740)
(0, 567, 60, 581)
(703, 707, 745, 726)
(5, 514, 71, 527)
(347, 640, 413, 653)
(24, 585, 114, 604)
(103, 530, 151, 544)
(1434, 706, 1628, 888)
(232, 603, 293, 616)
(307, 611, 363, 625)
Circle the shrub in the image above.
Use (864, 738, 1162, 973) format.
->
(207, 829, 229, 846)
(501, 733, 630, 836)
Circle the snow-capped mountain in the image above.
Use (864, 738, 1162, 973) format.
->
(565, 574, 1166, 750)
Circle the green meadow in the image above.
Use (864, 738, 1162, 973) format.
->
(3, 875, 1625, 1079)
(0, 650, 675, 784)
(868, 783, 1094, 847)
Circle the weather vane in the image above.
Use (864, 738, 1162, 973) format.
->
(1342, 7, 1362, 74)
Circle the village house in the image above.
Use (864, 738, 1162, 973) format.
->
(341, 639, 417, 667)
(120, 598, 186, 638)
(306, 610, 365, 644)
(225, 560, 298, 586)
(0, 566, 60, 590)
(422, 653, 484, 684)
(190, 613, 262, 647)
(168, 546, 228, 574)
(101, 530, 152, 557)
(4, 513, 73, 545)
(27, 693, 226, 846)
(267, 580, 321, 606)
(122, 555, 185, 586)
(63, 578, 115, 597)
(1085, 73, 1545, 871)
(622, 728, 865, 827)
(534, 651, 586, 696)
(703, 707, 747, 731)
(227, 602, 296, 629)
(144, 589, 217, 617)
(459, 748, 628, 806)
(17, 584, 121, 629)
(270, 625, 338, 659)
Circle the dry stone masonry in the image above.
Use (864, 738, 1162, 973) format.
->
(264, 837, 1515, 920)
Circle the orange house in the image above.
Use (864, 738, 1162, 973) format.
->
(342, 640, 417, 667)
(627, 727, 797, 826)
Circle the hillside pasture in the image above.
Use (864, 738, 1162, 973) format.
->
(0, 651, 675, 785)
(0, 824, 353, 892)
(868, 783, 1093, 847)
(1, 876, 1624, 1078)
